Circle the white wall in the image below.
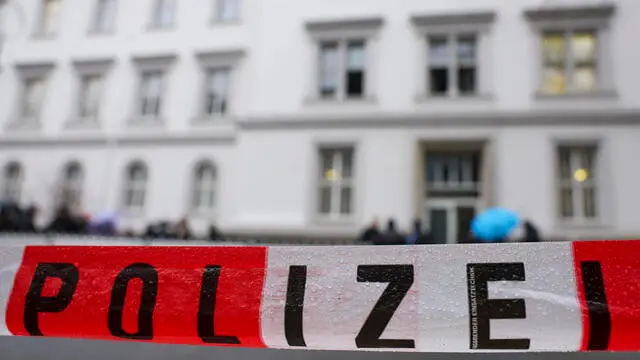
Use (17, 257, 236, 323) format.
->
(1, 0, 640, 239)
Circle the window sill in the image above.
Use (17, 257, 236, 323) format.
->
(64, 119, 101, 130)
(211, 19, 241, 26)
(534, 89, 618, 101)
(189, 210, 217, 219)
(313, 215, 356, 227)
(415, 93, 493, 102)
(87, 30, 115, 36)
(191, 115, 235, 126)
(31, 33, 57, 40)
(128, 117, 165, 127)
(304, 96, 377, 106)
(5, 119, 42, 131)
(147, 25, 175, 32)
(121, 208, 145, 218)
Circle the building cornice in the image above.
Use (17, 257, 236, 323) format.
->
(238, 109, 640, 131)
(1, 109, 639, 146)
(0, 131, 236, 147)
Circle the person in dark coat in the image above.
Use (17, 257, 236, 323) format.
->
(405, 219, 423, 245)
(373, 219, 405, 245)
(358, 218, 380, 243)
(523, 220, 541, 242)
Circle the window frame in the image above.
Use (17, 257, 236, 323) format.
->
(190, 160, 218, 215)
(122, 161, 149, 213)
(11, 63, 54, 129)
(35, 0, 63, 37)
(426, 34, 479, 97)
(57, 161, 84, 210)
(214, 0, 240, 23)
(2, 162, 23, 203)
(193, 50, 244, 123)
(555, 142, 602, 225)
(91, 0, 118, 34)
(150, 0, 175, 29)
(411, 11, 495, 100)
(524, 4, 616, 98)
(130, 55, 176, 125)
(305, 17, 383, 103)
(315, 145, 357, 221)
(70, 59, 113, 126)
(317, 39, 368, 101)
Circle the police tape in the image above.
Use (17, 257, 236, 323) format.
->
(0, 241, 638, 352)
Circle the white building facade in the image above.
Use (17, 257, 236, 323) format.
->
(0, 0, 639, 242)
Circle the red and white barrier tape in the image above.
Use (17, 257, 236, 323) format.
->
(0, 241, 638, 352)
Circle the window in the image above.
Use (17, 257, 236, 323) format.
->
(191, 162, 217, 212)
(426, 151, 482, 197)
(39, 0, 62, 36)
(2, 162, 23, 203)
(123, 162, 148, 210)
(557, 146, 598, 221)
(78, 74, 103, 119)
(151, 0, 175, 28)
(203, 69, 229, 116)
(524, 4, 615, 97)
(138, 71, 164, 118)
(318, 148, 354, 217)
(541, 31, 598, 95)
(216, 0, 239, 22)
(428, 35, 477, 96)
(57, 162, 83, 209)
(93, 0, 117, 33)
(318, 40, 366, 100)
(20, 77, 46, 121)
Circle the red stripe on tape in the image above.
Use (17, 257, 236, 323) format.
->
(573, 240, 640, 351)
(6, 246, 268, 347)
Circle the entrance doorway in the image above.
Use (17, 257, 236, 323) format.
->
(423, 149, 483, 244)
(426, 199, 478, 244)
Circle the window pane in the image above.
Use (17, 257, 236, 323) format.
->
(80, 75, 102, 118)
(23, 79, 44, 118)
(560, 188, 573, 218)
(42, 0, 61, 34)
(320, 150, 335, 180)
(573, 65, 597, 92)
(342, 149, 353, 179)
(542, 66, 566, 95)
(340, 187, 352, 214)
(583, 187, 597, 218)
(319, 43, 339, 98)
(218, 0, 239, 21)
(572, 32, 597, 63)
(95, 0, 116, 32)
(457, 36, 476, 62)
(458, 67, 476, 94)
(347, 41, 365, 70)
(318, 186, 331, 214)
(580, 147, 596, 178)
(429, 37, 450, 66)
(205, 69, 229, 115)
(430, 68, 448, 95)
(543, 32, 566, 63)
(559, 148, 572, 180)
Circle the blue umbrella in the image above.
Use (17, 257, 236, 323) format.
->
(471, 208, 520, 242)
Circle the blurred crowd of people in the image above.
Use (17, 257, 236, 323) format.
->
(358, 217, 541, 245)
(0, 200, 225, 241)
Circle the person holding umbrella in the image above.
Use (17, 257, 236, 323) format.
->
(470, 207, 521, 243)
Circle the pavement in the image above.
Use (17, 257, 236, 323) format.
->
(0, 338, 637, 360)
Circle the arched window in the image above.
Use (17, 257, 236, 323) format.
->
(57, 162, 84, 209)
(191, 161, 217, 212)
(2, 162, 23, 203)
(123, 161, 148, 210)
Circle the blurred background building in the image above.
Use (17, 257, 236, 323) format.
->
(0, 0, 638, 242)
